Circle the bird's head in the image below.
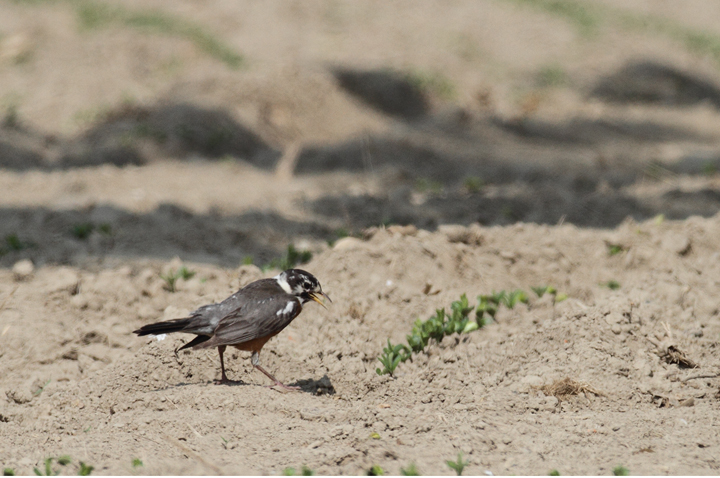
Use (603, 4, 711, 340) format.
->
(275, 269, 331, 308)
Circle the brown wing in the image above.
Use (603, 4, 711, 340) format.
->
(195, 295, 301, 349)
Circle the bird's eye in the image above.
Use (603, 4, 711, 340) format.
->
(303, 280, 311, 289)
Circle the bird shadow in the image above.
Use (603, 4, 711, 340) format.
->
(289, 374, 335, 396)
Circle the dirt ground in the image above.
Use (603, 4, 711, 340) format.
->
(2, 0, 720, 475)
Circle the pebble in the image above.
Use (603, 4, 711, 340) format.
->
(333, 237, 364, 251)
(12, 259, 34, 281)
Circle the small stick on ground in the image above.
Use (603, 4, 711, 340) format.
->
(537, 377, 604, 400)
(682, 373, 720, 383)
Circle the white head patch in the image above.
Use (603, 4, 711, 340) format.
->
(274, 272, 293, 294)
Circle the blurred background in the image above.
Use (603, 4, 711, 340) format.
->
(2, 0, 720, 268)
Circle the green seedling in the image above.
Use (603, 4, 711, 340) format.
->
(476, 294, 499, 323)
(56, 457, 71, 466)
(367, 465, 384, 476)
(463, 176, 484, 193)
(266, 245, 312, 271)
(78, 462, 93, 476)
(415, 177, 444, 194)
(406, 319, 430, 353)
(33, 379, 51, 397)
(282, 466, 315, 476)
(75, 1, 243, 68)
(5, 234, 29, 251)
(401, 463, 420, 475)
(160, 266, 196, 292)
(406, 69, 457, 100)
(327, 228, 353, 247)
(446, 452, 468, 476)
(612, 465, 629, 476)
(503, 289, 529, 308)
(178, 266, 195, 280)
(71, 223, 95, 240)
(378, 290, 534, 376)
(602, 280, 621, 290)
(537, 64, 568, 87)
(97, 223, 113, 235)
(555, 292, 568, 302)
(242, 255, 254, 266)
(531, 285, 556, 298)
(131, 458, 143, 468)
(376, 339, 409, 376)
(549, 470, 560, 476)
(607, 244, 624, 256)
(33, 458, 57, 476)
(4, 469, 15, 476)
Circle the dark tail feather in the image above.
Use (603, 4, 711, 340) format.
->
(176, 334, 211, 353)
(133, 318, 192, 336)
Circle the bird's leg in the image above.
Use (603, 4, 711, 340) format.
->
(214, 345, 235, 385)
(251, 351, 300, 391)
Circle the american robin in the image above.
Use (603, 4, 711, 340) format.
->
(133, 268, 330, 390)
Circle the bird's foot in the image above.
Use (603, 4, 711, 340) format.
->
(267, 381, 301, 391)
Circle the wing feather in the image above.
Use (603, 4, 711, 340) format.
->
(195, 294, 301, 348)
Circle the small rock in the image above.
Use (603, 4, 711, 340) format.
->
(679, 397, 695, 407)
(12, 259, 34, 281)
(70, 294, 89, 309)
(543, 396, 559, 411)
(333, 237, 364, 251)
(662, 234, 691, 255)
(6, 389, 32, 404)
(387, 224, 417, 236)
(46, 268, 80, 294)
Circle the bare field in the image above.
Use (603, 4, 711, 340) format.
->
(1, 0, 720, 475)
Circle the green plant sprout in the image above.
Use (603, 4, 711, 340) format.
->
(282, 466, 314, 476)
(446, 452, 468, 476)
(400, 463, 420, 475)
(612, 465, 629, 476)
(377, 287, 565, 376)
(71, 223, 95, 240)
(131, 458, 143, 468)
(602, 280, 621, 290)
(160, 265, 196, 292)
(78, 462, 94, 476)
(376, 339, 410, 377)
(265, 245, 313, 271)
(463, 176, 484, 193)
(607, 244, 624, 256)
(367, 465, 385, 475)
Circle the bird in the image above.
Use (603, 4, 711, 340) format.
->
(133, 268, 330, 390)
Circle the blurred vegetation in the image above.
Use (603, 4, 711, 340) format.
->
(502, 0, 720, 67)
(9, 0, 244, 68)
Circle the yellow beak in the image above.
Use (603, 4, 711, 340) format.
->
(308, 291, 331, 309)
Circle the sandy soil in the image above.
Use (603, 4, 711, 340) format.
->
(2, 0, 720, 475)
